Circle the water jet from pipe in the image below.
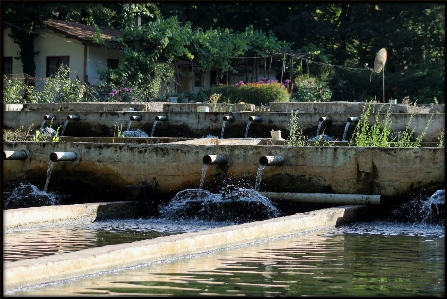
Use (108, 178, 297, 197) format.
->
(50, 152, 77, 162)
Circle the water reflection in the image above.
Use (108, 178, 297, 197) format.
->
(8, 223, 444, 297)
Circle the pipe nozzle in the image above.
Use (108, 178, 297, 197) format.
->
(155, 115, 168, 121)
(50, 151, 77, 162)
(67, 115, 80, 120)
(130, 115, 143, 121)
(223, 115, 235, 122)
(347, 116, 359, 123)
(203, 154, 227, 165)
(249, 115, 262, 122)
(259, 155, 284, 166)
(44, 114, 56, 120)
(318, 116, 332, 124)
(3, 150, 27, 160)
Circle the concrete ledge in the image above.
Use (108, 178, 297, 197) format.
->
(4, 201, 142, 230)
(4, 204, 367, 290)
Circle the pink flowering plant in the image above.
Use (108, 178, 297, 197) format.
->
(107, 84, 140, 102)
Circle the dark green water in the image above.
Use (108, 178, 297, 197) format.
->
(7, 222, 444, 297)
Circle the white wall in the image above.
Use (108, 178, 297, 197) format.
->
(87, 45, 123, 86)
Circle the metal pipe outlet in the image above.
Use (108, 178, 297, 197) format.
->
(203, 154, 227, 165)
(260, 192, 381, 205)
(347, 116, 359, 123)
(319, 116, 332, 124)
(223, 115, 235, 122)
(44, 114, 56, 120)
(67, 115, 80, 120)
(155, 115, 168, 121)
(50, 151, 77, 162)
(130, 115, 143, 121)
(249, 115, 262, 122)
(259, 155, 284, 166)
(3, 150, 27, 160)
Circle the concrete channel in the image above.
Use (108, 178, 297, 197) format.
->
(3, 202, 368, 291)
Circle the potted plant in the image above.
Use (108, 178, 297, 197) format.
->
(180, 90, 195, 103)
(166, 91, 180, 103)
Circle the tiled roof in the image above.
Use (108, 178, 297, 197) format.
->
(43, 19, 122, 45)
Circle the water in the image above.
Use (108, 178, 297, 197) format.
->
(4, 218, 229, 263)
(3, 182, 60, 209)
(43, 160, 55, 192)
(159, 188, 280, 223)
(199, 163, 209, 189)
(342, 121, 351, 141)
(126, 120, 132, 131)
(151, 120, 158, 137)
(60, 119, 69, 136)
(254, 164, 266, 191)
(245, 120, 252, 138)
(308, 134, 335, 142)
(316, 120, 322, 136)
(122, 129, 148, 137)
(6, 223, 444, 297)
(221, 120, 227, 139)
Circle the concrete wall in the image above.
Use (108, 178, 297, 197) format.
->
(3, 140, 444, 203)
(3, 106, 444, 141)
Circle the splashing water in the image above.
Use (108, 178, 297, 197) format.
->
(4, 183, 60, 209)
(245, 120, 252, 138)
(40, 120, 46, 130)
(254, 164, 266, 191)
(308, 134, 335, 142)
(221, 120, 227, 139)
(390, 189, 445, 225)
(342, 121, 351, 141)
(159, 188, 280, 223)
(122, 129, 149, 137)
(127, 120, 133, 131)
(151, 120, 158, 137)
(60, 120, 69, 136)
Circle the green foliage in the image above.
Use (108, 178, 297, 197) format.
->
(3, 124, 33, 141)
(291, 76, 332, 102)
(438, 129, 445, 148)
(285, 110, 309, 146)
(349, 101, 433, 147)
(211, 80, 290, 106)
(3, 76, 24, 104)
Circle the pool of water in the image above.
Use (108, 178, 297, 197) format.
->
(3, 218, 234, 263)
(6, 221, 444, 297)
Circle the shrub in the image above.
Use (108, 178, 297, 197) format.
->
(291, 76, 332, 102)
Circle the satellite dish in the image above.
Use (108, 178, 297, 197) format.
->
(373, 48, 387, 74)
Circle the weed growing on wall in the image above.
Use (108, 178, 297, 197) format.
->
(3, 124, 34, 141)
(438, 129, 445, 148)
(349, 101, 433, 147)
(285, 110, 308, 146)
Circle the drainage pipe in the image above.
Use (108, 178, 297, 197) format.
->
(347, 116, 359, 123)
(3, 150, 27, 160)
(44, 114, 56, 120)
(203, 154, 227, 165)
(319, 116, 332, 124)
(223, 115, 235, 122)
(155, 115, 168, 121)
(67, 115, 80, 120)
(259, 155, 284, 166)
(260, 192, 381, 205)
(50, 151, 77, 162)
(130, 115, 142, 121)
(249, 115, 262, 122)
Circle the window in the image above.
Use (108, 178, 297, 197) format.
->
(107, 59, 119, 69)
(194, 72, 202, 87)
(46, 56, 69, 77)
(3, 57, 13, 75)
(210, 70, 219, 87)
